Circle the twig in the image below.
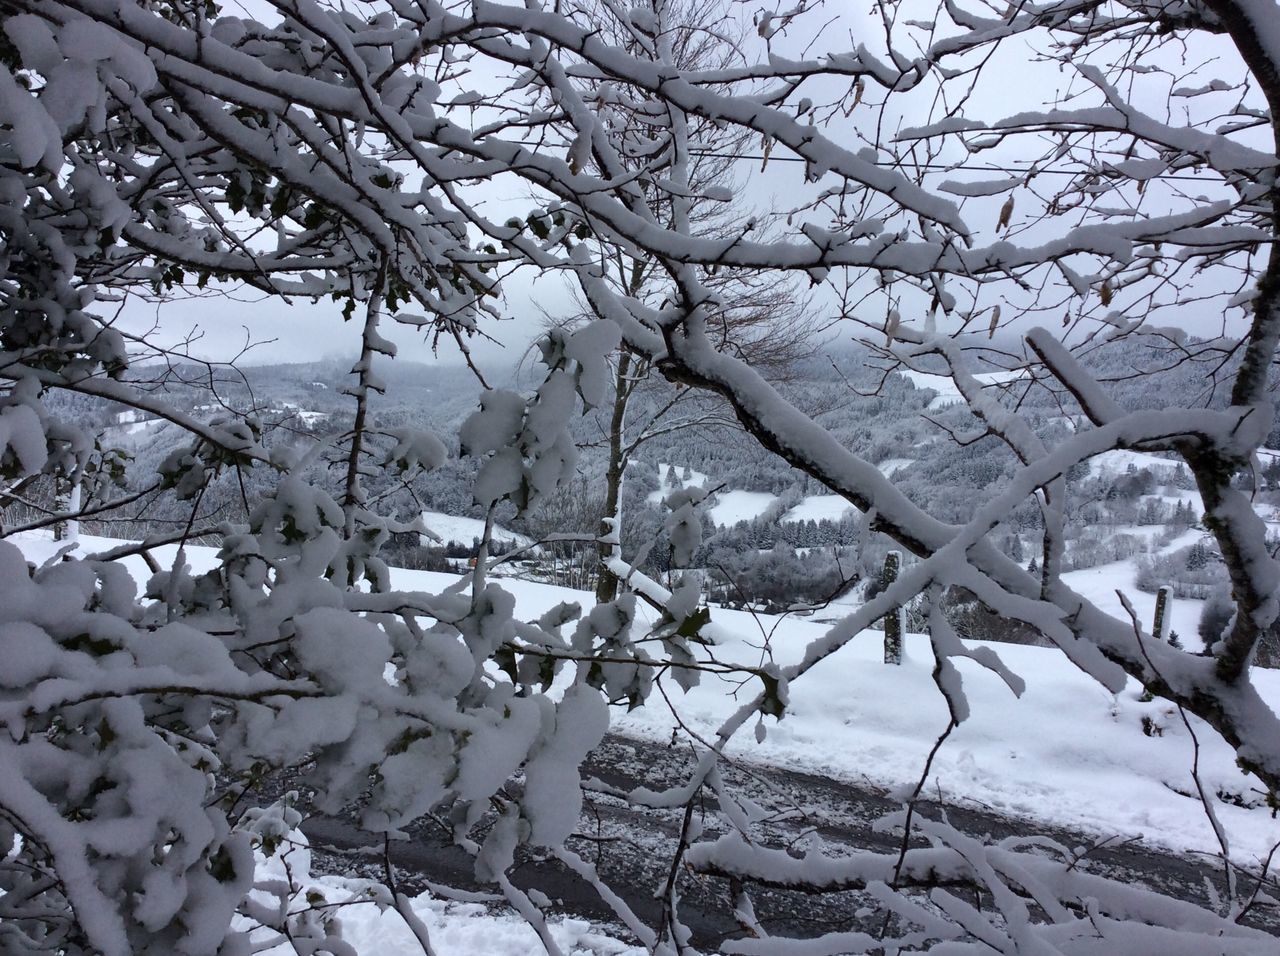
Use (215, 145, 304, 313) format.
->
(1118, 590, 1237, 913)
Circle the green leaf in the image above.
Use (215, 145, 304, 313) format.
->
(269, 186, 291, 219)
(207, 847, 239, 884)
(303, 203, 327, 230)
(759, 672, 786, 719)
(65, 633, 119, 657)
(676, 606, 712, 642)
(538, 653, 557, 692)
(226, 177, 245, 214)
(494, 644, 519, 684)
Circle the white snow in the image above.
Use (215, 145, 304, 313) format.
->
(645, 462, 709, 504)
(18, 529, 1277, 863)
(706, 489, 776, 526)
(1064, 549, 1205, 647)
(616, 613, 1280, 863)
(419, 510, 532, 549)
(279, 402, 327, 425)
(1088, 448, 1181, 478)
(781, 494, 861, 523)
(896, 369, 1025, 409)
(250, 834, 640, 956)
(876, 458, 914, 477)
(105, 408, 165, 439)
(265, 889, 637, 955)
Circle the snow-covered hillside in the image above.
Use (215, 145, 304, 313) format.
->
(1087, 448, 1181, 478)
(781, 494, 862, 523)
(705, 489, 775, 525)
(896, 369, 1027, 409)
(645, 462, 710, 504)
(667, 459, 910, 529)
(103, 409, 168, 443)
(419, 509, 532, 549)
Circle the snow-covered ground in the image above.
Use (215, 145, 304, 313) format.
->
(896, 369, 1026, 410)
(17, 530, 1280, 864)
(781, 494, 862, 523)
(645, 462, 710, 504)
(103, 409, 168, 441)
(279, 401, 328, 426)
(613, 605, 1280, 863)
(119, 419, 165, 436)
(706, 489, 776, 526)
(652, 460, 881, 527)
(1142, 488, 1201, 508)
(1088, 448, 1181, 478)
(419, 509, 532, 549)
(876, 458, 914, 477)
(1064, 552, 1205, 648)
(264, 889, 636, 956)
(249, 836, 640, 955)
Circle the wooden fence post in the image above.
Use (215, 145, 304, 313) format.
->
(883, 550, 903, 665)
(52, 479, 80, 544)
(1153, 586, 1170, 642)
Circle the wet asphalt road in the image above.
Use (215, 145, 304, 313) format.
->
(298, 732, 1280, 951)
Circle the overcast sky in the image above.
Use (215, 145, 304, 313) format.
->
(116, 0, 1258, 374)
(114, 265, 571, 370)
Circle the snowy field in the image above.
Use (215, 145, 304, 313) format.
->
(781, 493, 862, 523)
(1084, 446, 1280, 482)
(279, 401, 328, 426)
(876, 457, 915, 477)
(655, 461, 911, 529)
(1087, 448, 1181, 478)
(17, 530, 1280, 866)
(102, 409, 168, 442)
(896, 369, 1027, 409)
(612, 597, 1280, 864)
(706, 489, 776, 526)
(419, 509, 532, 549)
(645, 462, 710, 505)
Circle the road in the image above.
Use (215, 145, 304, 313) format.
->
(299, 732, 1279, 950)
